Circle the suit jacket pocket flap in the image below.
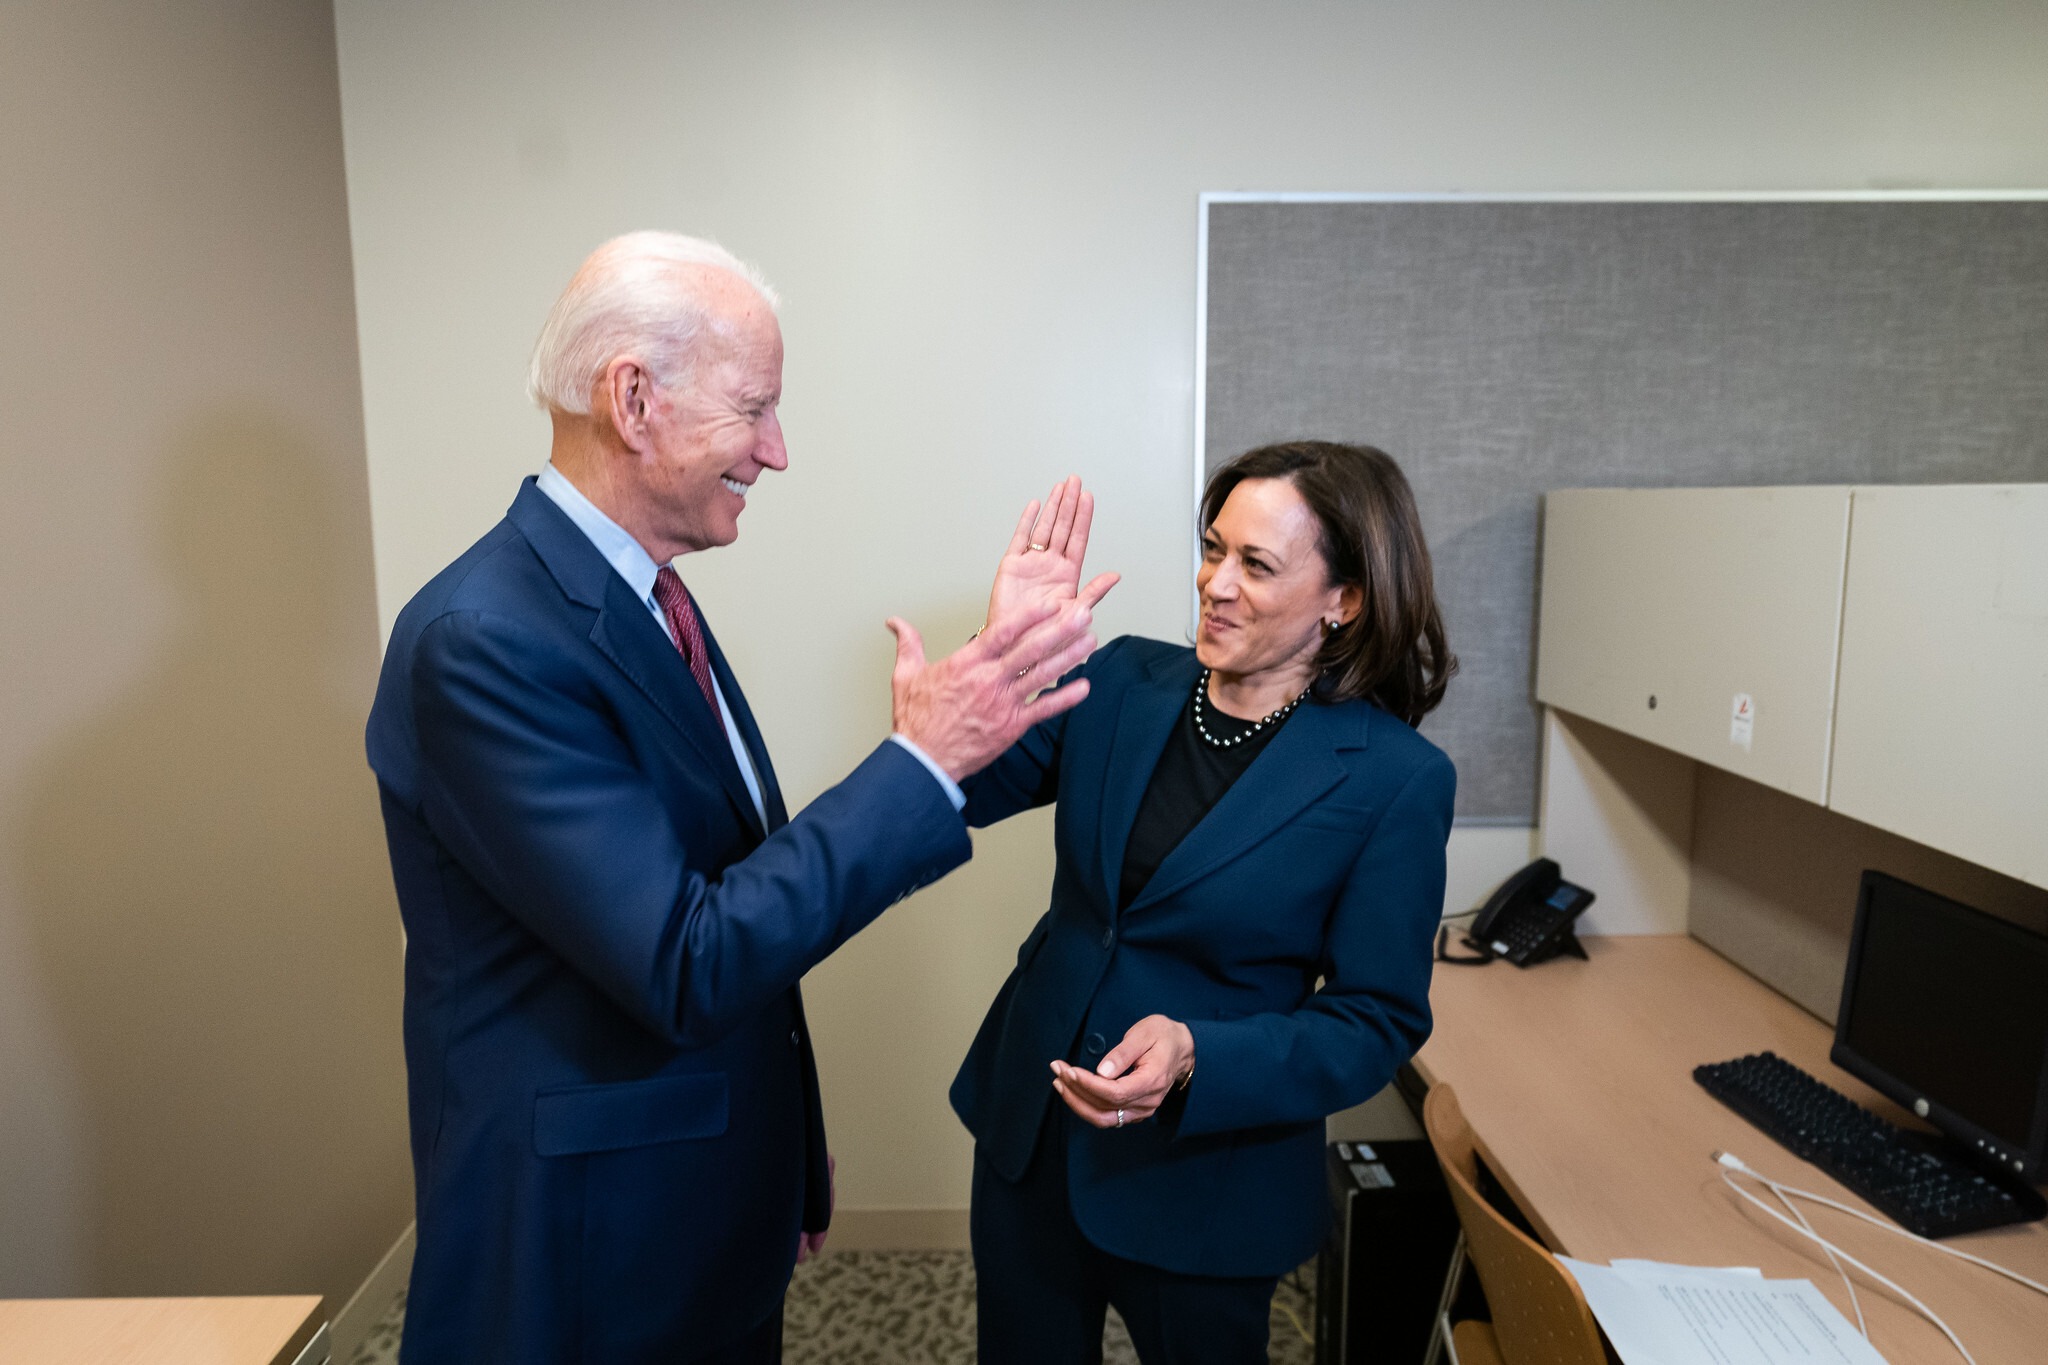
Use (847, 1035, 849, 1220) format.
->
(533, 1072, 729, 1157)
(1294, 804, 1374, 833)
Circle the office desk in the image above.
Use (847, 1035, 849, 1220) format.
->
(0, 1296, 325, 1365)
(1412, 935, 2047, 1365)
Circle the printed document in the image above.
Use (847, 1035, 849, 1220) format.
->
(1559, 1257, 1891, 1365)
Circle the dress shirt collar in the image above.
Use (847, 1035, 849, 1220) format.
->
(536, 462, 665, 613)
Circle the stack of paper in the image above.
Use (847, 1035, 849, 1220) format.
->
(1558, 1257, 1891, 1365)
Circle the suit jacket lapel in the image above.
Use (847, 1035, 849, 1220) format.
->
(700, 620, 788, 832)
(507, 481, 766, 840)
(1124, 695, 1364, 913)
(1095, 651, 1201, 911)
(587, 575, 767, 840)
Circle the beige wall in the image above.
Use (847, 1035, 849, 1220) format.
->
(1690, 767, 2048, 1022)
(331, 0, 2048, 1212)
(0, 0, 409, 1306)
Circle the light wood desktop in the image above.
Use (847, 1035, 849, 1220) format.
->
(0, 1296, 325, 1365)
(1413, 935, 2048, 1365)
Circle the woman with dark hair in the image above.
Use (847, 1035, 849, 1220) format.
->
(953, 443, 1458, 1364)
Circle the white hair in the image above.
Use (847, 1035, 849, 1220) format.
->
(526, 231, 780, 415)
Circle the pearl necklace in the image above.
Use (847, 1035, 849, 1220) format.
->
(1192, 669, 1309, 749)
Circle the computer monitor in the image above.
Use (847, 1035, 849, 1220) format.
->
(1832, 871, 2048, 1183)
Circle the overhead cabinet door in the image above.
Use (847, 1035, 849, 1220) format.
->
(1536, 487, 1853, 805)
(1827, 485, 2048, 890)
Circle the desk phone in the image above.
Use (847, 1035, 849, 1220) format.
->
(1439, 858, 1596, 967)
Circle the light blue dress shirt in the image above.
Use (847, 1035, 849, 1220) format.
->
(535, 464, 965, 815)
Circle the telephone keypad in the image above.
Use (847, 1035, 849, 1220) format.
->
(1495, 904, 1571, 958)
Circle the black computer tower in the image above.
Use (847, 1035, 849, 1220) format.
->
(1314, 1139, 1463, 1365)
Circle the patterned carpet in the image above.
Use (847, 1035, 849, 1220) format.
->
(345, 1289, 405, 1365)
(345, 1250, 1318, 1364)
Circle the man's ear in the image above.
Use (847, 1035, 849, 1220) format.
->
(602, 357, 656, 453)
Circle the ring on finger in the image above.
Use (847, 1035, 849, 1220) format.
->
(1115, 1108, 1126, 1128)
(1028, 542, 1048, 552)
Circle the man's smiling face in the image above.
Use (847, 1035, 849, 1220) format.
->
(635, 269, 787, 555)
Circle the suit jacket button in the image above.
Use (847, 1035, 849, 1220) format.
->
(1101, 928, 1115, 949)
(1084, 1032, 1106, 1055)
(790, 1031, 801, 1047)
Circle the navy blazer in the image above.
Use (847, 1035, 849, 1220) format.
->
(951, 636, 1454, 1277)
(367, 479, 970, 1364)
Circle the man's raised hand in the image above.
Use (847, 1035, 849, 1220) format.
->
(888, 599, 1097, 783)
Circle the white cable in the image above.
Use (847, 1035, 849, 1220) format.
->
(1803, 1190, 2048, 1297)
(1720, 1153, 2048, 1301)
(1766, 1173, 1867, 1337)
(1714, 1153, 1975, 1365)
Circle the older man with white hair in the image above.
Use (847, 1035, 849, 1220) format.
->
(367, 232, 1112, 1364)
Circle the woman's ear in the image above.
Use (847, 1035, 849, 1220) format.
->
(1335, 582, 1364, 627)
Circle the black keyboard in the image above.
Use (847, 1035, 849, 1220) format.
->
(1693, 1051, 2047, 1239)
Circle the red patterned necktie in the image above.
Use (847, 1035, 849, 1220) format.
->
(652, 566, 719, 714)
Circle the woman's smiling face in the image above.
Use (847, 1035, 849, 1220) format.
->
(1195, 477, 1355, 685)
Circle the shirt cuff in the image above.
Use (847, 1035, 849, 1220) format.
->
(887, 734, 967, 812)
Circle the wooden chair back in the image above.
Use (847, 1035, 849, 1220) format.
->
(1422, 1083, 1607, 1365)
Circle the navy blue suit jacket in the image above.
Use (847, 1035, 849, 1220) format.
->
(951, 636, 1454, 1277)
(367, 480, 971, 1363)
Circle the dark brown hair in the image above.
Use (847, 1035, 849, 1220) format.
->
(1200, 440, 1456, 725)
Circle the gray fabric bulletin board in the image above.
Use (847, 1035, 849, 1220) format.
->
(1201, 196, 2048, 823)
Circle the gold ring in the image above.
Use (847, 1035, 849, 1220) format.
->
(1028, 542, 1048, 552)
